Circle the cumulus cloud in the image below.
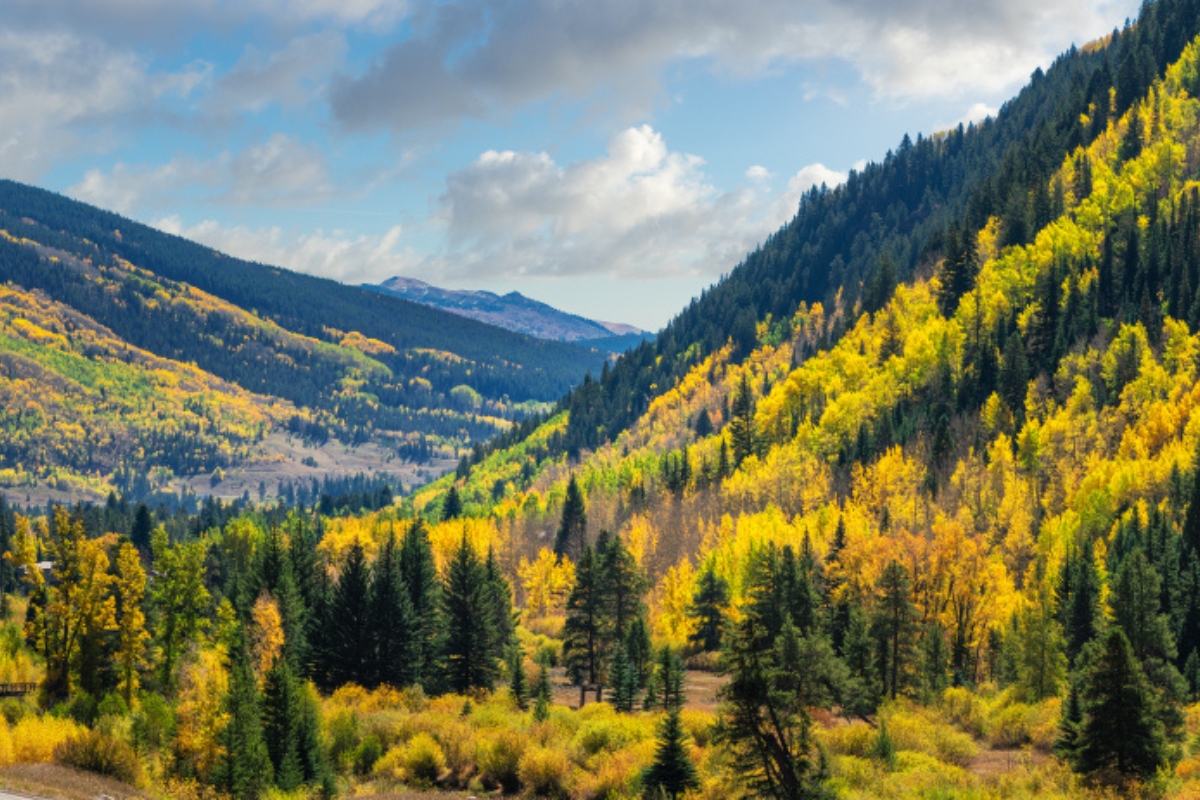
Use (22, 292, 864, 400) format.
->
(431, 125, 845, 281)
(746, 165, 773, 182)
(0, 31, 204, 180)
(68, 134, 335, 213)
(330, 0, 1130, 133)
(153, 216, 419, 284)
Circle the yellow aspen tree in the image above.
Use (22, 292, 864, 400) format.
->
(518, 548, 575, 617)
(250, 592, 285, 682)
(114, 541, 149, 705)
(174, 647, 230, 781)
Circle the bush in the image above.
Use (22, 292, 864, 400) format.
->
(0, 698, 29, 726)
(55, 729, 141, 784)
(679, 709, 715, 748)
(685, 651, 723, 672)
(325, 709, 360, 772)
(987, 702, 1035, 748)
(12, 715, 84, 762)
(130, 693, 175, 755)
(477, 728, 527, 792)
(384, 732, 446, 786)
(819, 722, 875, 757)
(353, 734, 383, 776)
(518, 745, 573, 798)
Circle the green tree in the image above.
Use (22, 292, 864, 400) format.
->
(369, 533, 416, 689)
(729, 372, 758, 467)
(400, 520, 443, 690)
(610, 641, 637, 713)
(1016, 580, 1067, 701)
(442, 486, 463, 522)
(554, 475, 588, 560)
(688, 561, 729, 652)
(642, 707, 700, 799)
(325, 542, 372, 689)
(261, 659, 304, 790)
(150, 527, 211, 693)
(598, 531, 649, 647)
(218, 639, 273, 800)
(1073, 629, 1166, 782)
(871, 561, 919, 700)
(442, 535, 501, 693)
(509, 645, 529, 710)
(563, 544, 605, 688)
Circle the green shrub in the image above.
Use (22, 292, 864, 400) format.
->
(477, 729, 527, 793)
(55, 729, 141, 784)
(398, 732, 446, 786)
(130, 693, 175, 755)
(353, 734, 383, 776)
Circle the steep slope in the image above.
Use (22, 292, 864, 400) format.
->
(370, 276, 647, 345)
(389, 10, 1200, 686)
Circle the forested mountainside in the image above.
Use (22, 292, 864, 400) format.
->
(0, 184, 609, 502)
(370, 276, 650, 347)
(555, 0, 1200, 458)
(16, 4, 1200, 800)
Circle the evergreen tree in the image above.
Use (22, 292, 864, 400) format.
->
(261, 659, 304, 791)
(368, 534, 416, 689)
(642, 707, 700, 799)
(598, 531, 649, 647)
(442, 486, 463, 521)
(554, 475, 588, 560)
(1183, 443, 1200, 555)
(325, 542, 372, 689)
(533, 663, 552, 722)
(483, 547, 516, 657)
(920, 622, 950, 699)
(998, 331, 1029, 421)
(626, 615, 654, 689)
(442, 535, 501, 693)
(130, 502, 154, 555)
(1054, 680, 1083, 761)
(729, 372, 758, 467)
(400, 520, 442, 690)
(688, 561, 729, 652)
(871, 561, 919, 700)
(563, 545, 605, 688)
(657, 646, 686, 712)
(1060, 543, 1100, 667)
(1016, 579, 1067, 701)
(509, 645, 529, 710)
(218, 639, 273, 800)
(1073, 629, 1166, 781)
(841, 602, 879, 719)
(610, 642, 637, 712)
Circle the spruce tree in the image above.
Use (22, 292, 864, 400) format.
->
(729, 372, 757, 467)
(218, 639, 273, 800)
(261, 659, 304, 791)
(130, 502, 154, 555)
(442, 486, 463, 521)
(688, 561, 729, 652)
(610, 641, 637, 712)
(563, 544, 604, 688)
(1073, 629, 1166, 781)
(400, 520, 443, 690)
(533, 664, 552, 722)
(483, 547, 516, 658)
(871, 560, 919, 700)
(325, 542, 372, 688)
(442, 535, 500, 693)
(598, 531, 648, 646)
(554, 475, 588, 560)
(1061, 543, 1100, 667)
(369, 534, 416, 688)
(657, 646, 686, 712)
(642, 707, 700, 799)
(509, 645, 530, 710)
(626, 615, 653, 688)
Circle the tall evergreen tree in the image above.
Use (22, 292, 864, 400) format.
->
(563, 545, 605, 689)
(642, 707, 700, 800)
(442, 535, 501, 694)
(130, 502, 154, 555)
(218, 639, 273, 800)
(1073, 629, 1166, 782)
(729, 372, 758, 467)
(325, 542, 372, 689)
(368, 533, 416, 688)
(598, 531, 648, 646)
(261, 659, 304, 791)
(688, 561, 729, 652)
(442, 486, 463, 521)
(871, 561, 919, 700)
(554, 475, 588, 560)
(400, 520, 442, 690)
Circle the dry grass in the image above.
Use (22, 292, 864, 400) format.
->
(0, 763, 147, 800)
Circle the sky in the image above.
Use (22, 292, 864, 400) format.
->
(0, 0, 1142, 332)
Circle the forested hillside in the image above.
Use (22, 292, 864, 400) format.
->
(16, 3, 1200, 800)
(0, 185, 609, 502)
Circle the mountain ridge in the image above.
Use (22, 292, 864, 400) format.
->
(369, 275, 648, 345)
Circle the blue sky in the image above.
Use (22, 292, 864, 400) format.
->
(2, 0, 1139, 331)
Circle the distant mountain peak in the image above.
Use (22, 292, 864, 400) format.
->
(369, 276, 650, 349)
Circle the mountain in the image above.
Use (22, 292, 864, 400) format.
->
(369, 276, 650, 347)
(0, 181, 612, 504)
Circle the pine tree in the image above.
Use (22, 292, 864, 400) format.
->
(442, 486, 463, 521)
(1183, 443, 1200, 555)
(218, 639, 273, 800)
(484, 547, 515, 658)
(641, 707, 700, 799)
(533, 664, 552, 722)
(442, 535, 500, 693)
(657, 646, 686, 712)
(920, 622, 950, 699)
(131, 503, 154, 555)
(1016, 579, 1067, 701)
(871, 560, 919, 700)
(1061, 543, 1100, 667)
(1054, 680, 1083, 761)
(554, 475, 588, 560)
(999, 331, 1029, 421)
(688, 561, 729, 652)
(400, 520, 442, 690)
(626, 615, 653, 689)
(729, 372, 757, 467)
(326, 542, 372, 688)
(1073, 629, 1166, 781)
(598, 531, 648, 647)
(369, 533, 416, 689)
(563, 544, 605, 688)
(610, 641, 637, 712)
(509, 645, 530, 710)
(261, 659, 304, 791)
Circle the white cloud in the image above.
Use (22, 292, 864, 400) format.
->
(67, 133, 335, 213)
(431, 125, 845, 281)
(329, 0, 1135, 132)
(746, 165, 773, 182)
(0, 31, 205, 180)
(153, 216, 419, 284)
